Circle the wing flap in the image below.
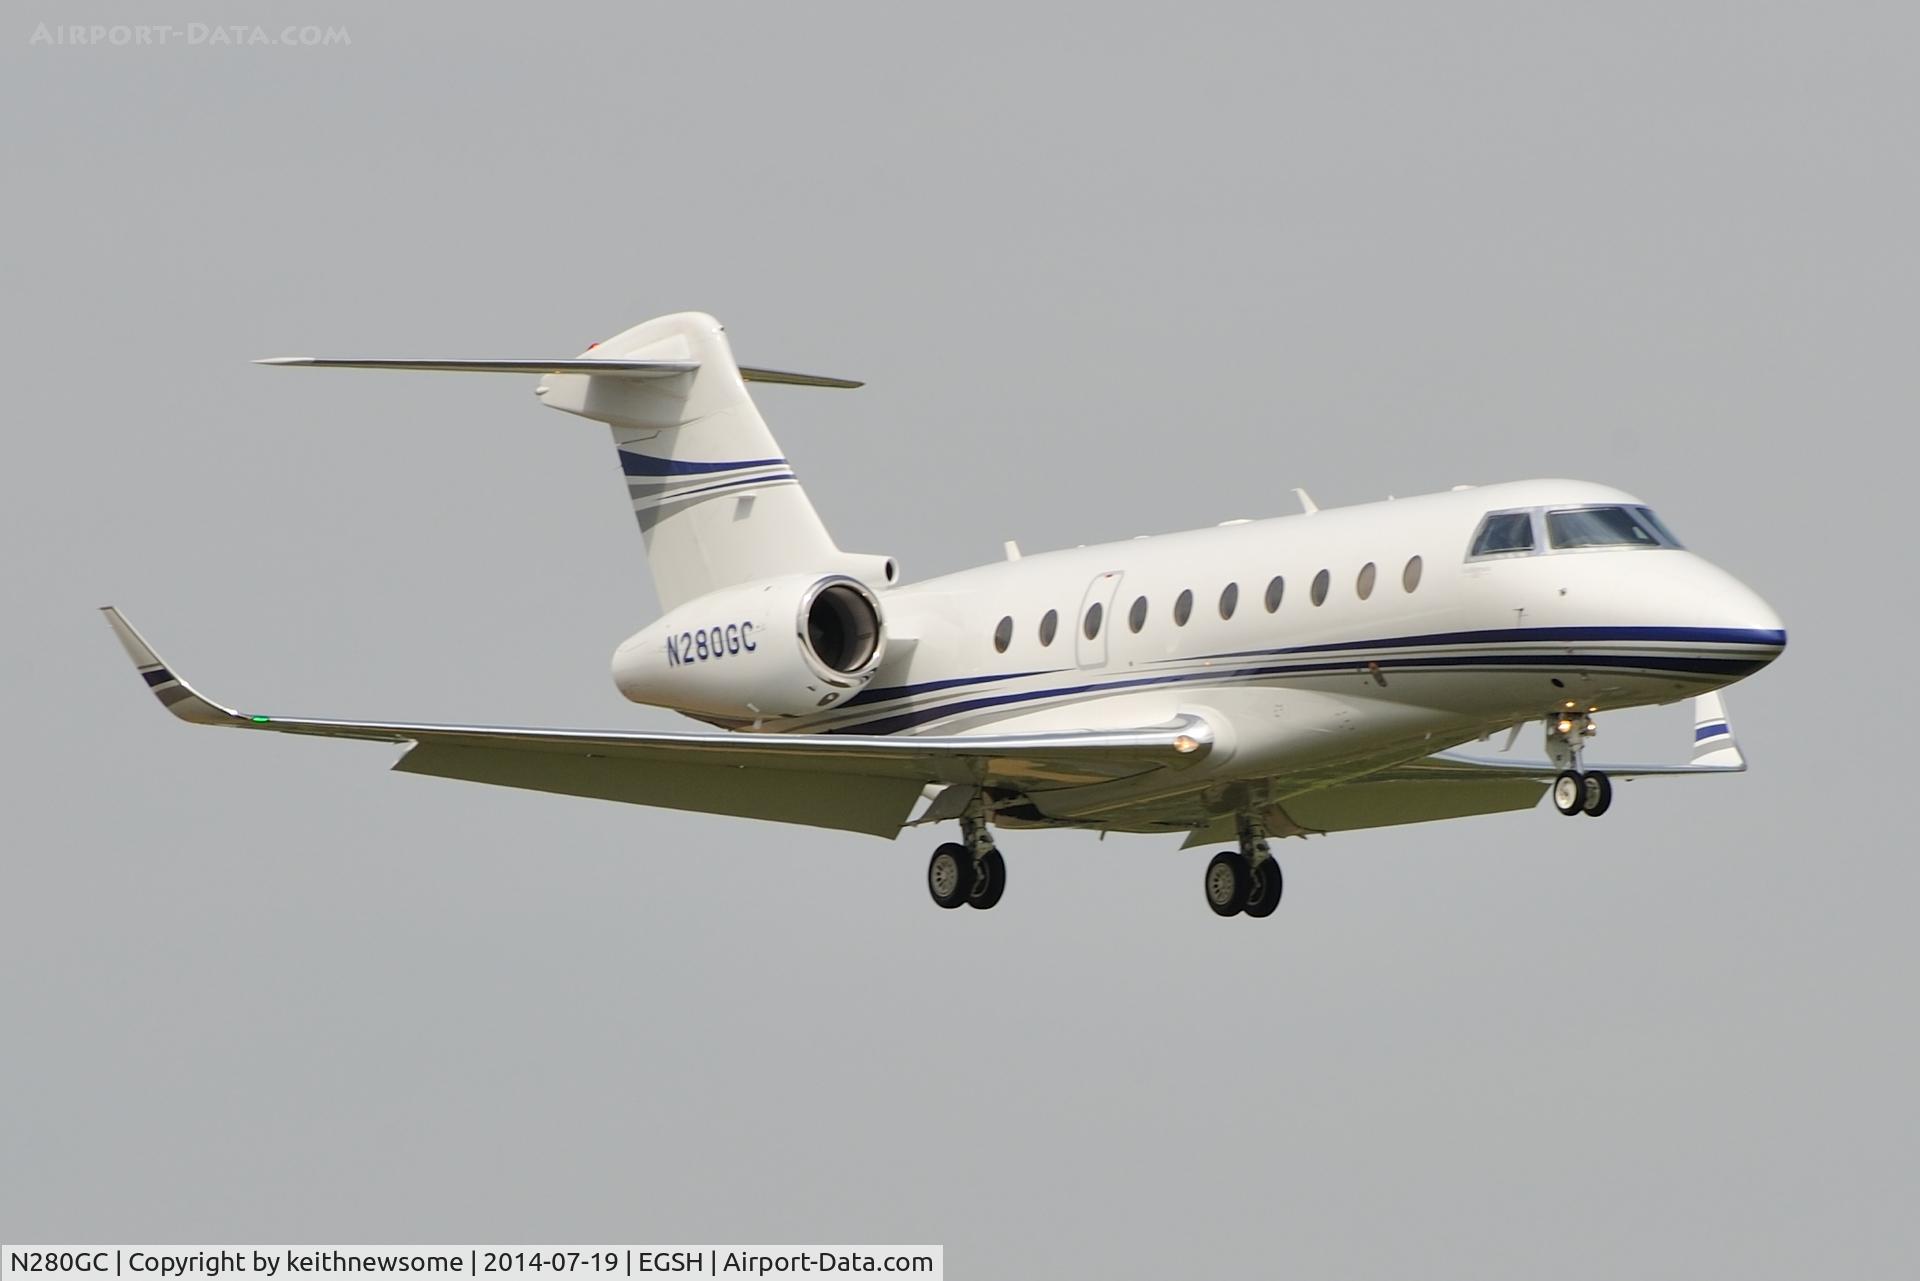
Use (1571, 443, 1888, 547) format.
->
(394, 743, 920, 837)
(1282, 776, 1548, 832)
(1180, 775, 1546, 845)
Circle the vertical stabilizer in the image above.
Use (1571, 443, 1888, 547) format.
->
(537, 313, 859, 610)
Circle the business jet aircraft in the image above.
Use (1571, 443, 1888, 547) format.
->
(105, 312, 1786, 918)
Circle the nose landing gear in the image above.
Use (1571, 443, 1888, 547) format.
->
(1552, 769, 1612, 815)
(1581, 771, 1613, 816)
(1546, 709, 1613, 818)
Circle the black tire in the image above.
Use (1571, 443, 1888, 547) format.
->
(968, 848, 1007, 910)
(1552, 770, 1585, 816)
(928, 842, 975, 909)
(1204, 850, 1251, 917)
(1581, 770, 1613, 818)
(1243, 857, 1283, 918)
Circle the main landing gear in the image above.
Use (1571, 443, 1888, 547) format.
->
(927, 804, 1006, 910)
(1546, 708, 1612, 818)
(1204, 815, 1283, 919)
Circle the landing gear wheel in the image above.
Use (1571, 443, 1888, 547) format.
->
(1205, 850, 1252, 917)
(1553, 770, 1585, 816)
(928, 842, 975, 909)
(1243, 857, 1284, 918)
(1581, 771, 1613, 817)
(968, 848, 1007, 910)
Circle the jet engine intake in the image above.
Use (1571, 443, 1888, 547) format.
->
(612, 573, 886, 720)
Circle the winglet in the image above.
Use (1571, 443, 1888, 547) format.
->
(1690, 691, 1745, 769)
(100, 607, 245, 726)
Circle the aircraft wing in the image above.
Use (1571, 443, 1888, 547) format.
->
(103, 609, 1212, 838)
(1381, 692, 1747, 782)
(1181, 694, 1748, 843)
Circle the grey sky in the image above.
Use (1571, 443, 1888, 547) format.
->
(4, 3, 1915, 1275)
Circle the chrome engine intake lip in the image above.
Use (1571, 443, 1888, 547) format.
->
(797, 574, 885, 685)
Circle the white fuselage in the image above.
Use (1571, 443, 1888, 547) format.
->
(223, 315, 1788, 866)
(614, 478, 1785, 831)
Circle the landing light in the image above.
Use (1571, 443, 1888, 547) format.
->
(1173, 734, 1202, 754)
(1556, 719, 1574, 734)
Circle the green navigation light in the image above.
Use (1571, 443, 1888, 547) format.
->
(250, 715, 271, 723)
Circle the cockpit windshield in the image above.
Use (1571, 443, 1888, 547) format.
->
(1467, 504, 1683, 561)
(1545, 506, 1682, 550)
(1469, 510, 1536, 556)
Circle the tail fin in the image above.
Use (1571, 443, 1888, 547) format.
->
(535, 312, 883, 610)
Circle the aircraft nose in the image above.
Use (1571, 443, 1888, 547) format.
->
(1698, 560, 1787, 667)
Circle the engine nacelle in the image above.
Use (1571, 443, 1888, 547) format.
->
(611, 574, 886, 721)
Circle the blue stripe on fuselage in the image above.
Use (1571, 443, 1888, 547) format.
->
(827, 649, 1768, 736)
(1160, 624, 1787, 667)
(835, 625, 1785, 715)
(842, 668, 1060, 708)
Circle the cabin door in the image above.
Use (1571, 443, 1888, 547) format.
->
(1075, 570, 1124, 669)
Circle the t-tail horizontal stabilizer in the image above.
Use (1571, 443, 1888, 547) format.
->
(255, 356, 863, 388)
(263, 313, 874, 612)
